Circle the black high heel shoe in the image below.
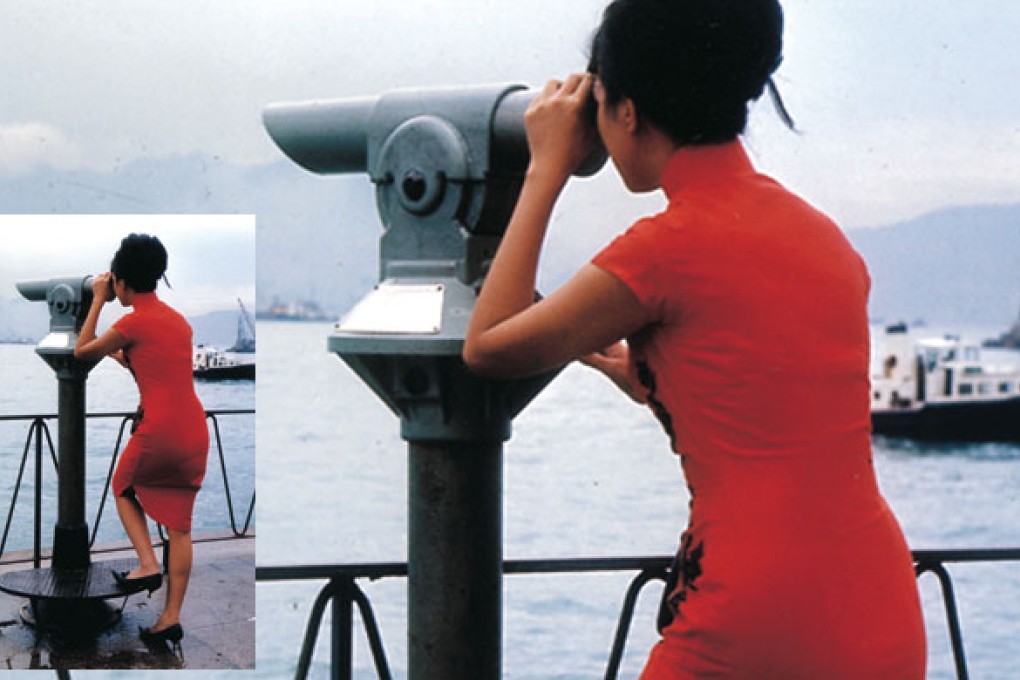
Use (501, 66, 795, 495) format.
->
(112, 569, 163, 596)
(139, 622, 183, 651)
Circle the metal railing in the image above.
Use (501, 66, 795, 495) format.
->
(257, 548, 1020, 680)
(0, 409, 255, 568)
(1, 407, 254, 679)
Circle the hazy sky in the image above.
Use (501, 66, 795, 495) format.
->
(0, 215, 255, 317)
(1, 0, 1018, 229)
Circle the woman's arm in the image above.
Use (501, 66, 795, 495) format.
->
(463, 74, 649, 379)
(74, 273, 128, 362)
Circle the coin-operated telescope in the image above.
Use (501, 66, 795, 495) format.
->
(265, 84, 606, 680)
(16, 276, 101, 377)
(0, 275, 128, 634)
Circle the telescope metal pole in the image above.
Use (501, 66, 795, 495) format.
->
(52, 372, 90, 570)
(408, 440, 503, 680)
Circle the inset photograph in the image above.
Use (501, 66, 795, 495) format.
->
(0, 214, 255, 671)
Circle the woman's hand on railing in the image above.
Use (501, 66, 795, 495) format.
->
(582, 341, 645, 404)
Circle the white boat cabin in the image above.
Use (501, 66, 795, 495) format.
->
(871, 325, 1020, 413)
(193, 345, 240, 371)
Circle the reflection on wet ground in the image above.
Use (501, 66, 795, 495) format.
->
(0, 533, 253, 670)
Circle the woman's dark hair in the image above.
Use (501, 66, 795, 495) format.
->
(110, 233, 168, 293)
(588, 0, 794, 146)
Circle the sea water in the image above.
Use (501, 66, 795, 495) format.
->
(4, 321, 1018, 679)
(0, 343, 255, 562)
(254, 321, 1020, 679)
(0, 342, 255, 679)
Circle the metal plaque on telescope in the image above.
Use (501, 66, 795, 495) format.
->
(39, 332, 72, 349)
(337, 283, 444, 335)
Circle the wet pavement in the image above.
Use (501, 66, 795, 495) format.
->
(0, 532, 254, 670)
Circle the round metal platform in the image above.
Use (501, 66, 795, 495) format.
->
(0, 558, 147, 600)
(0, 558, 157, 636)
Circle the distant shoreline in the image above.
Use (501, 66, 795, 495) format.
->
(254, 314, 334, 323)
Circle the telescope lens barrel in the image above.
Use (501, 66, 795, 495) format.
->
(263, 97, 377, 175)
(263, 86, 607, 179)
(16, 276, 95, 304)
(15, 280, 52, 302)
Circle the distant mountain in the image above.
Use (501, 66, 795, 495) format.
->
(190, 309, 245, 348)
(0, 295, 241, 348)
(0, 298, 48, 344)
(846, 204, 1020, 327)
(2, 153, 1017, 329)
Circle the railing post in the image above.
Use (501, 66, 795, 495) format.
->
(917, 561, 970, 680)
(33, 419, 43, 569)
(604, 567, 668, 680)
(332, 578, 354, 680)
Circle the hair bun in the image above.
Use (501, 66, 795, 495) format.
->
(590, 0, 792, 145)
(110, 233, 168, 293)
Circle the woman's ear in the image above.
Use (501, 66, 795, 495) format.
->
(620, 97, 639, 135)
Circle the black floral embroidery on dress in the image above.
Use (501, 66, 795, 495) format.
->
(658, 533, 706, 632)
(636, 360, 677, 451)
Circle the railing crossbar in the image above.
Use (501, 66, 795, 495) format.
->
(259, 548, 1020, 680)
(0, 409, 254, 564)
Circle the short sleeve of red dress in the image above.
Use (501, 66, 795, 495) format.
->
(592, 217, 672, 324)
(112, 311, 138, 343)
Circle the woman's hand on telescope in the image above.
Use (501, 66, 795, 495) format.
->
(464, 72, 648, 381)
(92, 272, 115, 304)
(74, 272, 128, 362)
(524, 73, 598, 184)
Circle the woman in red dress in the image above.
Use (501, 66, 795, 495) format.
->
(463, 0, 926, 676)
(75, 233, 209, 648)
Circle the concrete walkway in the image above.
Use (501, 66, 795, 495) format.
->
(0, 532, 254, 670)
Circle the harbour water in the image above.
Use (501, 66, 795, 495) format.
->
(0, 343, 255, 554)
(0, 341, 255, 678)
(256, 321, 1020, 679)
(5, 319, 1016, 678)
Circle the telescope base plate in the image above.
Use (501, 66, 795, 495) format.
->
(19, 599, 121, 637)
(0, 558, 144, 600)
(0, 558, 146, 636)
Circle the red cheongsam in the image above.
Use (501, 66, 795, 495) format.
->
(592, 141, 926, 678)
(112, 292, 208, 533)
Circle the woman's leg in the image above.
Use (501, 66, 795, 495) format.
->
(115, 494, 160, 578)
(154, 528, 192, 630)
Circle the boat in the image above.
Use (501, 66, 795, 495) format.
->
(256, 298, 332, 322)
(193, 345, 255, 381)
(870, 323, 1020, 441)
(228, 298, 256, 353)
(984, 303, 1020, 349)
